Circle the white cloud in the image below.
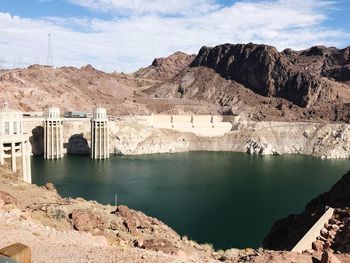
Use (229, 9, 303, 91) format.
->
(68, 0, 220, 16)
(0, 0, 348, 72)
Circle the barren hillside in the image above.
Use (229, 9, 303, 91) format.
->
(1, 43, 350, 121)
(0, 64, 152, 113)
(145, 43, 350, 122)
(0, 53, 196, 115)
(134, 51, 196, 82)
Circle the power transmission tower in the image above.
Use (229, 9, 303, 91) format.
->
(47, 33, 54, 67)
(0, 57, 5, 69)
(13, 57, 23, 68)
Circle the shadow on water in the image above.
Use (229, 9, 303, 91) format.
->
(31, 152, 350, 250)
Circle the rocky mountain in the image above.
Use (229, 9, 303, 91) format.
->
(263, 170, 350, 251)
(0, 64, 158, 114)
(190, 43, 350, 107)
(0, 52, 195, 115)
(2, 43, 350, 121)
(144, 43, 350, 121)
(134, 51, 196, 82)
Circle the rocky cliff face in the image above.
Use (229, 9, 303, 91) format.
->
(263, 170, 350, 251)
(145, 44, 350, 122)
(190, 43, 350, 107)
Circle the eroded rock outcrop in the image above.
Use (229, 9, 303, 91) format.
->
(190, 43, 350, 107)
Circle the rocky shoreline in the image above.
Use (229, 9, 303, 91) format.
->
(0, 168, 216, 262)
(1, 167, 350, 262)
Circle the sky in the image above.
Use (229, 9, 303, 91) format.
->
(0, 0, 349, 72)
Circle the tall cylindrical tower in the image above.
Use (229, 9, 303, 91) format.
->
(91, 107, 109, 159)
(0, 103, 31, 183)
(44, 107, 64, 159)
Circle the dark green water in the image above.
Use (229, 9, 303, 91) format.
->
(31, 152, 350, 250)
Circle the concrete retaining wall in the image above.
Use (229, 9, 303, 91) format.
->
(142, 115, 235, 137)
(291, 207, 334, 253)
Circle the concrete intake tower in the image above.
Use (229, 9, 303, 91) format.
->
(44, 107, 64, 159)
(0, 103, 31, 183)
(91, 107, 109, 159)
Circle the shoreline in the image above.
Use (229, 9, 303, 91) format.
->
(23, 118, 350, 159)
(1, 167, 350, 262)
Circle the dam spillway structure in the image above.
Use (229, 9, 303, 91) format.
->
(91, 107, 109, 159)
(0, 103, 31, 183)
(44, 107, 64, 159)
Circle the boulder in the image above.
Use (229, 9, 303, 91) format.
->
(329, 218, 338, 225)
(142, 238, 175, 254)
(328, 230, 337, 239)
(312, 240, 324, 252)
(114, 205, 132, 218)
(321, 251, 341, 263)
(332, 224, 340, 232)
(71, 210, 101, 231)
(44, 183, 56, 192)
(123, 213, 151, 234)
(321, 228, 329, 238)
(0, 191, 17, 205)
(114, 205, 152, 234)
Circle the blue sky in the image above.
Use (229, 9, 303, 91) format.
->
(0, 0, 106, 19)
(0, 0, 349, 72)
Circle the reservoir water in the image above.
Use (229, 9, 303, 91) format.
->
(31, 152, 350, 249)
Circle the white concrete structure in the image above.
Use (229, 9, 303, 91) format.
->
(44, 107, 64, 159)
(0, 103, 31, 183)
(91, 107, 109, 159)
(143, 114, 237, 137)
(292, 207, 334, 253)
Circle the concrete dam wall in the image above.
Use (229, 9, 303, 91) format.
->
(135, 114, 237, 137)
